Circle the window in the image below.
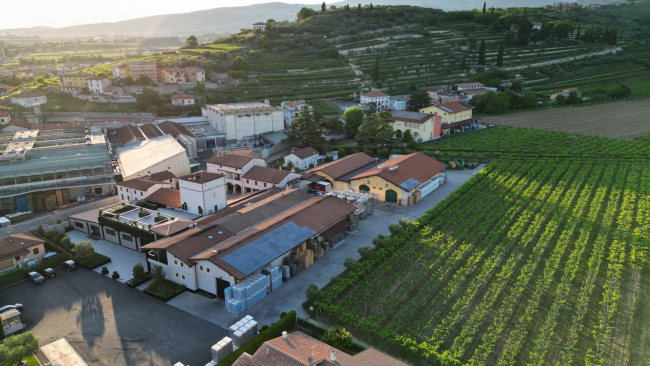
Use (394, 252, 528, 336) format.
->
(33, 248, 39, 255)
(180, 262, 184, 268)
(366, 180, 370, 185)
(173, 259, 178, 265)
(385, 183, 389, 188)
(264, 183, 267, 187)
(120, 187, 123, 191)
(122, 234, 133, 242)
(199, 265, 204, 271)
(140, 191, 143, 196)
(246, 179, 249, 183)
(206, 267, 210, 273)
(175, 272, 179, 278)
(255, 181, 258, 185)
(126, 189, 129, 192)
(106, 228, 116, 236)
(75, 222, 84, 229)
(181, 274, 186, 280)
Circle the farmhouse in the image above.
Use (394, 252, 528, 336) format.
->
(252, 22, 267, 31)
(171, 94, 195, 106)
(280, 100, 313, 126)
(0, 111, 10, 125)
(387, 111, 441, 141)
(87, 77, 111, 94)
(302, 152, 376, 192)
(0, 232, 46, 273)
(284, 146, 322, 170)
(419, 101, 480, 136)
(350, 152, 447, 204)
(360, 91, 390, 110)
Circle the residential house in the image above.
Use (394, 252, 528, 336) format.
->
(360, 91, 389, 110)
(205, 102, 284, 144)
(388, 111, 441, 141)
(0, 111, 10, 125)
(158, 67, 205, 83)
(388, 95, 409, 111)
(178, 171, 227, 215)
(0, 85, 12, 96)
(171, 94, 195, 106)
(232, 331, 408, 366)
(242, 166, 300, 192)
(128, 61, 158, 83)
(116, 179, 164, 202)
(87, 77, 111, 94)
(111, 64, 130, 79)
(213, 73, 241, 84)
(284, 146, 322, 170)
(532, 21, 543, 30)
(302, 152, 377, 191)
(350, 152, 447, 204)
(10, 92, 47, 107)
(423, 85, 450, 101)
(59, 74, 90, 94)
(204, 154, 265, 194)
(252, 22, 267, 31)
(458, 87, 488, 101)
(550, 88, 582, 101)
(0, 233, 46, 273)
(419, 101, 479, 136)
(280, 100, 313, 126)
(452, 82, 485, 92)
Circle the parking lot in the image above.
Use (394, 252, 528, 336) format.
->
(0, 269, 228, 366)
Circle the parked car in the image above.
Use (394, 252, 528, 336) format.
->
(28, 271, 45, 284)
(42, 268, 56, 278)
(0, 304, 24, 313)
(62, 260, 77, 271)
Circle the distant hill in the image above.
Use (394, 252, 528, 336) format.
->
(0, 0, 605, 38)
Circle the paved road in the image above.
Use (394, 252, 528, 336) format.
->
(0, 269, 228, 366)
(167, 166, 484, 328)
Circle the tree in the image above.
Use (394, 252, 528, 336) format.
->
(358, 3, 362, 13)
(566, 90, 582, 105)
(343, 257, 357, 269)
(510, 77, 524, 92)
(321, 326, 353, 350)
(305, 284, 321, 307)
(133, 263, 145, 282)
(297, 7, 316, 21)
(402, 129, 414, 143)
(607, 84, 631, 99)
(373, 55, 380, 82)
(326, 117, 343, 132)
(555, 94, 567, 105)
(576, 23, 581, 40)
(343, 107, 364, 134)
(283, 107, 327, 148)
(35, 76, 46, 85)
(521, 91, 538, 108)
(60, 236, 72, 251)
(478, 40, 487, 65)
(137, 75, 154, 86)
(482, 2, 486, 14)
(470, 91, 510, 113)
(124, 76, 135, 85)
(321, 2, 326, 12)
(232, 56, 250, 71)
(496, 43, 504, 67)
(328, 46, 339, 58)
(151, 265, 166, 286)
(355, 112, 395, 146)
(407, 89, 432, 111)
(75, 240, 94, 259)
(186, 35, 198, 48)
(466, 35, 478, 51)
(460, 57, 466, 71)
(338, 147, 347, 158)
(0, 332, 40, 364)
(369, 3, 374, 11)
(136, 88, 165, 112)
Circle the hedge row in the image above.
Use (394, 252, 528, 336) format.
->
(0, 268, 25, 289)
(217, 310, 297, 366)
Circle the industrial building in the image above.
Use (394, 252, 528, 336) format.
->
(205, 102, 284, 144)
(115, 135, 191, 181)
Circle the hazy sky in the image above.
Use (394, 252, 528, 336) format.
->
(2, 0, 323, 30)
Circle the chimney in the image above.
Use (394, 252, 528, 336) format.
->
(282, 331, 287, 340)
(330, 351, 336, 362)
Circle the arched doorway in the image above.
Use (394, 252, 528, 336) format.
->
(359, 184, 370, 192)
(395, 129, 402, 138)
(385, 189, 398, 203)
(226, 182, 233, 193)
(235, 185, 242, 194)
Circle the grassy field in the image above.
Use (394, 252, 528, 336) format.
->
(8, 94, 139, 113)
(316, 128, 650, 365)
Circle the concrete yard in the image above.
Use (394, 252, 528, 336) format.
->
(0, 269, 229, 366)
(168, 166, 483, 328)
(41, 338, 88, 366)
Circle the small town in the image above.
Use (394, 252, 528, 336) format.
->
(0, 1, 649, 366)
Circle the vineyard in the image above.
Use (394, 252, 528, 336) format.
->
(315, 127, 650, 365)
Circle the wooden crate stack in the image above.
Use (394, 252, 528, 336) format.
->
(33, 192, 44, 212)
(0, 197, 15, 214)
(44, 192, 58, 212)
(55, 190, 64, 206)
(25, 194, 34, 212)
(61, 189, 70, 204)
(300, 249, 314, 269)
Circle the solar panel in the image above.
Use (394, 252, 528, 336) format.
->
(459, 102, 472, 108)
(400, 178, 422, 191)
(222, 222, 316, 276)
(438, 106, 453, 113)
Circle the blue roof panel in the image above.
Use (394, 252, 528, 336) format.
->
(399, 177, 422, 191)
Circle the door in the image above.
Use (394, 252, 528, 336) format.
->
(90, 225, 101, 237)
(385, 189, 398, 203)
(359, 185, 370, 192)
(216, 278, 230, 300)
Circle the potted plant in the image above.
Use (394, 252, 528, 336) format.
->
(101, 266, 109, 275)
(112, 271, 120, 279)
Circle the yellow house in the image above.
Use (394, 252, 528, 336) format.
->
(302, 153, 376, 191)
(59, 74, 90, 94)
(387, 111, 442, 141)
(349, 152, 447, 204)
(550, 88, 581, 101)
(419, 100, 479, 137)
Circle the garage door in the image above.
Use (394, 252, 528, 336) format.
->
(359, 184, 370, 192)
(385, 189, 398, 203)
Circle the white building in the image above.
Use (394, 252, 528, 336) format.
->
(0, 111, 10, 125)
(253, 22, 267, 31)
(116, 179, 163, 202)
(453, 82, 485, 92)
(280, 100, 313, 126)
(242, 166, 300, 192)
(171, 94, 195, 106)
(10, 92, 47, 107)
(116, 135, 192, 181)
(178, 171, 227, 216)
(87, 77, 111, 94)
(204, 154, 265, 195)
(388, 95, 408, 111)
(284, 147, 322, 170)
(532, 22, 543, 30)
(360, 91, 389, 111)
(205, 102, 284, 143)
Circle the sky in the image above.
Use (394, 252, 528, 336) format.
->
(2, 0, 323, 30)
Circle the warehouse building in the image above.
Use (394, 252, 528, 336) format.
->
(115, 135, 191, 181)
(302, 152, 377, 192)
(205, 102, 284, 144)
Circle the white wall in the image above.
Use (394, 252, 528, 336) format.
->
(166, 253, 198, 290)
(179, 176, 227, 215)
(207, 107, 284, 142)
(70, 218, 90, 234)
(284, 153, 318, 170)
(103, 226, 120, 244)
(196, 260, 237, 293)
(117, 184, 162, 202)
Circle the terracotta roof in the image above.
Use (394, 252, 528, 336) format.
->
(141, 224, 235, 265)
(253, 22, 266, 25)
(243, 166, 292, 184)
(0, 232, 44, 262)
(68, 208, 101, 224)
(116, 125, 144, 145)
(149, 217, 194, 237)
(361, 91, 389, 98)
(116, 179, 158, 191)
(455, 82, 484, 88)
(146, 188, 181, 208)
(388, 111, 434, 124)
(103, 86, 121, 92)
(461, 88, 488, 95)
(139, 124, 164, 139)
(434, 101, 474, 113)
(351, 152, 447, 188)
(283, 100, 308, 108)
(321, 219, 352, 240)
(171, 94, 195, 100)
(0, 85, 13, 90)
(204, 154, 257, 169)
(149, 171, 176, 182)
(0, 111, 9, 117)
(424, 85, 449, 92)
(157, 121, 196, 138)
(2, 119, 30, 131)
(178, 171, 224, 184)
(287, 146, 320, 160)
(305, 153, 375, 180)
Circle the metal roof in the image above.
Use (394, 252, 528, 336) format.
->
(259, 130, 287, 144)
(399, 177, 422, 191)
(116, 135, 187, 177)
(221, 221, 316, 276)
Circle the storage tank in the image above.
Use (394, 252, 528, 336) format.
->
(349, 211, 360, 227)
(359, 201, 368, 220)
(366, 196, 374, 215)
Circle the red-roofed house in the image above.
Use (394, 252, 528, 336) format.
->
(387, 110, 442, 141)
(281, 100, 313, 126)
(0, 111, 10, 125)
(360, 91, 389, 110)
(171, 94, 195, 106)
(284, 146, 323, 170)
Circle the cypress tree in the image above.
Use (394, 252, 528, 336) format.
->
(478, 40, 486, 65)
(370, 3, 374, 11)
(358, 3, 362, 13)
(491, 6, 494, 15)
(321, 2, 326, 12)
(482, 2, 486, 14)
(576, 23, 581, 40)
(460, 57, 466, 71)
(496, 43, 504, 67)
(373, 55, 380, 81)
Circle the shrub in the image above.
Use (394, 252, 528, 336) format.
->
(280, 312, 287, 319)
(372, 236, 386, 248)
(36, 225, 44, 236)
(60, 236, 72, 251)
(112, 271, 120, 279)
(358, 246, 373, 259)
(133, 263, 145, 282)
(101, 266, 109, 275)
(260, 325, 269, 331)
(0, 268, 25, 289)
(52, 233, 65, 246)
(388, 224, 403, 235)
(56, 218, 62, 224)
(151, 265, 166, 286)
(321, 326, 353, 351)
(75, 241, 95, 259)
(43, 229, 57, 240)
(343, 257, 357, 269)
(305, 284, 321, 307)
(398, 218, 412, 228)
(145, 279, 185, 298)
(0, 331, 40, 363)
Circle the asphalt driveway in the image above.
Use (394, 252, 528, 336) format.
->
(0, 269, 228, 366)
